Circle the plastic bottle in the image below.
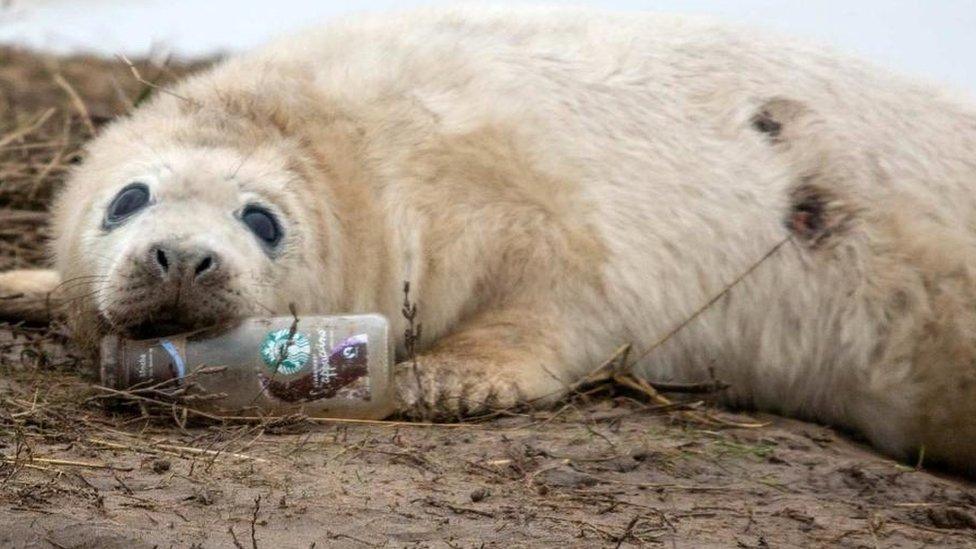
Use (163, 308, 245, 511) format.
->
(99, 314, 395, 419)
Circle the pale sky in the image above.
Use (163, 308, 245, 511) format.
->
(2, 0, 975, 96)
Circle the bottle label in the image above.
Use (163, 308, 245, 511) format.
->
(259, 329, 312, 374)
(119, 336, 188, 386)
(258, 330, 372, 403)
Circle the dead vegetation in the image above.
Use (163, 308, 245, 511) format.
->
(0, 46, 974, 547)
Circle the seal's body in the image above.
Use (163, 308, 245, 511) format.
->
(6, 8, 976, 472)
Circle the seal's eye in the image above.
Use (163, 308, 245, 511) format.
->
(242, 205, 282, 247)
(105, 183, 150, 226)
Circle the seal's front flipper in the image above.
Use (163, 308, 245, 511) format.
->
(393, 306, 572, 420)
(0, 269, 61, 323)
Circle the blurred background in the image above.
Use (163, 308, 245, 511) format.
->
(1, 0, 975, 95)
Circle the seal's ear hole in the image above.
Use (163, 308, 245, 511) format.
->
(749, 97, 809, 143)
(751, 110, 782, 138)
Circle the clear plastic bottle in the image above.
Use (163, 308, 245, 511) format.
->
(100, 314, 395, 419)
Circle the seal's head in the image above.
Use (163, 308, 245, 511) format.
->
(49, 85, 348, 343)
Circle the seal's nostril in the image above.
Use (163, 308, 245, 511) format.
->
(194, 255, 216, 278)
(155, 248, 170, 272)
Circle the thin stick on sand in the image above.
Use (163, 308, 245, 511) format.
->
(0, 455, 133, 471)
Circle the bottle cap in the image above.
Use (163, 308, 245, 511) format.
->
(99, 334, 124, 389)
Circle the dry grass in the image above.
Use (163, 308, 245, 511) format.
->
(0, 47, 208, 269)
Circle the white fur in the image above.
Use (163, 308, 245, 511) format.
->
(9, 6, 975, 471)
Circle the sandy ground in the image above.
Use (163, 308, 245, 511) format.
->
(0, 48, 975, 548)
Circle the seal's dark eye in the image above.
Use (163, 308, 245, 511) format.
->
(105, 183, 150, 226)
(242, 205, 282, 246)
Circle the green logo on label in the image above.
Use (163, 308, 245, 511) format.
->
(260, 329, 311, 374)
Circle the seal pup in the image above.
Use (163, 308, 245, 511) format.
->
(3, 7, 976, 474)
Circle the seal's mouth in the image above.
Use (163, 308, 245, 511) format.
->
(100, 280, 249, 340)
(122, 322, 193, 339)
(113, 303, 241, 340)
(123, 319, 199, 340)
(116, 305, 220, 340)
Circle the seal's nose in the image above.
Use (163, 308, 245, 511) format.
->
(148, 243, 220, 283)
